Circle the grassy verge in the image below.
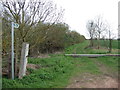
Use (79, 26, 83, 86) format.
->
(3, 57, 102, 88)
(2, 40, 119, 88)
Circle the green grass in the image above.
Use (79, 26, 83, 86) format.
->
(2, 56, 101, 88)
(97, 56, 119, 72)
(65, 40, 90, 54)
(93, 40, 120, 49)
(65, 40, 119, 54)
(2, 40, 119, 88)
(2, 56, 74, 88)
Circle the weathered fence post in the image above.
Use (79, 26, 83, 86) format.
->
(18, 43, 29, 79)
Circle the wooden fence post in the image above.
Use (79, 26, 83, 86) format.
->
(18, 43, 29, 79)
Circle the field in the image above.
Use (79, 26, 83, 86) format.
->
(93, 40, 120, 49)
(2, 40, 119, 88)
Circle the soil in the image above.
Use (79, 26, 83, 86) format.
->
(26, 64, 41, 75)
(66, 59, 118, 88)
(37, 51, 63, 58)
(67, 73, 118, 88)
(37, 54, 50, 58)
(27, 64, 41, 70)
(53, 51, 63, 54)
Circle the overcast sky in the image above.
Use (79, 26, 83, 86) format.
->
(52, 0, 119, 39)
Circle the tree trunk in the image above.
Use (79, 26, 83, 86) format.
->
(108, 39, 112, 53)
(98, 33, 100, 49)
(90, 37, 93, 47)
(8, 52, 12, 79)
(108, 30, 112, 53)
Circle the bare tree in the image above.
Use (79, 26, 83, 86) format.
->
(118, 25, 120, 40)
(94, 15, 107, 49)
(2, 0, 64, 42)
(86, 20, 96, 47)
(87, 15, 116, 51)
(2, 0, 65, 55)
(107, 25, 116, 53)
(108, 29, 112, 53)
(2, 0, 64, 77)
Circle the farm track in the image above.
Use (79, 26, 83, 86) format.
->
(93, 59, 118, 78)
(66, 73, 118, 88)
(66, 58, 118, 88)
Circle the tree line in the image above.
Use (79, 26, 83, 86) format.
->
(1, 0, 85, 59)
(86, 15, 117, 52)
(1, 0, 85, 78)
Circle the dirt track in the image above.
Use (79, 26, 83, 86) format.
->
(67, 73, 118, 88)
(66, 58, 118, 88)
